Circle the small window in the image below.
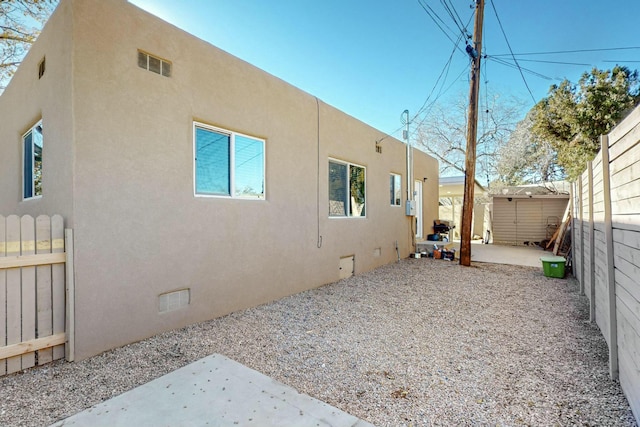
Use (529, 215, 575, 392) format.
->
(138, 50, 172, 77)
(329, 159, 366, 217)
(194, 122, 265, 199)
(390, 173, 401, 206)
(38, 57, 45, 79)
(23, 120, 43, 199)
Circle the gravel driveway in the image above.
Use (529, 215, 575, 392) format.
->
(1, 259, 637, 426)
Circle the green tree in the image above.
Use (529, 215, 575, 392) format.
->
(1, 0, 57, 90)
(531, 66, 640, 180)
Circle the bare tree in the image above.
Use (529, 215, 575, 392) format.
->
(496, 110, 563, 185)
(413, 91, 525, 188)
(1, 0, 57, 90)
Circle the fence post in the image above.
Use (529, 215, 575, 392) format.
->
(570, 183, 576, 277)
(578, 176, 585, 295)
(0, 216, 5, 376)
(64, 229, 75, 362)
(600, 134, 618, 380)
(6, 215, 21, 374)
(587, 161, 596, 322)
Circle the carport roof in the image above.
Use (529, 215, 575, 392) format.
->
(439, 176, 485, 198)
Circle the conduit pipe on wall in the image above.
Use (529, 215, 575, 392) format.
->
(403, 110, 412, 203)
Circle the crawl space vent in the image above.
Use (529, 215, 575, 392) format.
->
(159, 289, 190, 313)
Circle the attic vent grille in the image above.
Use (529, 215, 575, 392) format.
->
(138, 50, 171, 77)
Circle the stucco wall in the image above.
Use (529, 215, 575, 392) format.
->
(2, 0, 439, 360)
(0, 0, 74, 221)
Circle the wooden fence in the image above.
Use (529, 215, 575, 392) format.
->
(0, 214, 74, 376)
(572, 104, 640, 422)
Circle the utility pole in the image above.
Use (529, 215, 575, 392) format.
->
(459, 0, 484, 266)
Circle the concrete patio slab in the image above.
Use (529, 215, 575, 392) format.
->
(417, 241, 549, 268)
(50, 354, 374, 427)
(467, 243, 547, 267)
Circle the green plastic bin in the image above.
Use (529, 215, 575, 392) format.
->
(540, 256, 566, 278)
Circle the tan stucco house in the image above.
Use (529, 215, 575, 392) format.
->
(0, 0, 439, 360)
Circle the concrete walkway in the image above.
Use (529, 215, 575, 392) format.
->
(51, 354, 374, 427)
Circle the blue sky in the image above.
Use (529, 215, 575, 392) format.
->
(129, 0, 640, 139)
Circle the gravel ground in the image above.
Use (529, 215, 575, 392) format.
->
(1, 259, 637, 426)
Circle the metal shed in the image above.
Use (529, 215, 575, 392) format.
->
(491, 194, 569, 246)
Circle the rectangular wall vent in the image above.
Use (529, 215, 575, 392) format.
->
(138, 50, 171, 77)
(159, 288, 190, 313)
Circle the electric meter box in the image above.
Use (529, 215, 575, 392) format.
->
(406, 200, 416, 216)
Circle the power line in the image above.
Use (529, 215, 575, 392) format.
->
(411, 10, 474, 127)
(410, 65, 469, 136)
(414, 33, 463, 117)
(417, 0, 467, 56)
(487, 56, 553, 81)
(491, 46, 640, 57)
(489, 0, 535, 103)
(502, 58, 592, 66)
(378, 13, 471, 142)
(379, 1, 473, 141)
(446, 0, 468, 35)
(440, 0, 469, 38)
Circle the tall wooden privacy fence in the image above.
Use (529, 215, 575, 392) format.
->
(0, 214, 74, 377)
(572, 105, 640, 423)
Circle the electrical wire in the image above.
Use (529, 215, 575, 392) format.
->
(495, 58, 592, 66)
(417, 0, 467, 57)
(411, 65, 469, 135)
(491, 46, 640, 57)
(489, 0, 536, 104)
(378, 1, 473, 141)
(416, 35, 462, 116)
(487, 56, 553, 81)
(410, 9, 474, 129)
(440, 0, 469, 39)
(376, 31, 466, 144)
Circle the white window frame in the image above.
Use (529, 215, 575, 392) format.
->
(22, 120, 43, 201)
(328, 158, 366, 218)
(390, 173, 402, 206)
(193, 122, 266, 200)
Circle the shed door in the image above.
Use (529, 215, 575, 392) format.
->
(491, 198, 516, 244)
(516, 200, 543, 243)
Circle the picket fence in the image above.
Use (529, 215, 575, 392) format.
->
(0, 214, 74, 376)
(572, 104, 640, 423)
